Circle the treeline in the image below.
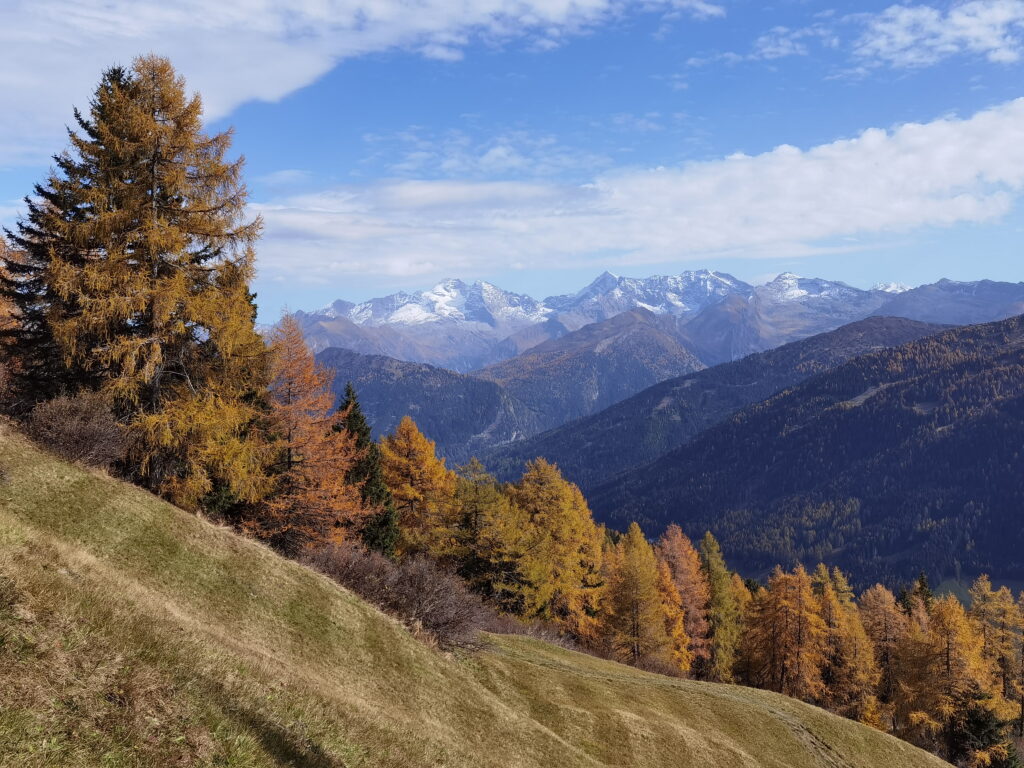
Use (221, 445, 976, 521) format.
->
(3, 56, 1022, 768)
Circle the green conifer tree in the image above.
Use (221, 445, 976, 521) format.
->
(335, 383, 399, 556)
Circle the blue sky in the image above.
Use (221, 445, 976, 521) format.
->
(2, 0, 1024, 319)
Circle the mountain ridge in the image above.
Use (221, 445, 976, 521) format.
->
(480, 316, 946, 491)
(298, 270, 1024, 372)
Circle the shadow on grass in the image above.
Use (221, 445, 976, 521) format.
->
(210, 683, 348, 768)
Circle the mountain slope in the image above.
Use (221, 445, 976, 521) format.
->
(590, 314, 1024, 587)
(0, 422, 946, 768)
(473, 309, 705, 434)
(482, 317, 944, 491)
(318, 310, 705, 462)
(316, 347, 539, 464)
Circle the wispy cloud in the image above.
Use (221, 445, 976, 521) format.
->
(253, 98, 1024, 284)
(0, 0, 722, 165)
(362, 128, 611, 180)
(855, 0, 1024, 67)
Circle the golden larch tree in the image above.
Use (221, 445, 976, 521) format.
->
(813, 566, 880, 723)
(5, 56, 269, 507)
(859, 583, 909, 727)
(657, 524, 711, 668)
(379, 415, 457, 556)
(506, 458, 603, 639)
(247, 315, 368, 553)
(602, 522, 668, 667)
(969, 575, 1021, 699)
(743, 565, 827, 701)
(657, 557, 693, 675)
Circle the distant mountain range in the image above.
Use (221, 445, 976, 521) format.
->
(297, 271, 1024, 373)
(480, 316, 945, 491)
(588, 313, 1024, 587)
(318, 308, 705, 463)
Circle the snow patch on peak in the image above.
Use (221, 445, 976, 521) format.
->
(873, 282, 911, 294)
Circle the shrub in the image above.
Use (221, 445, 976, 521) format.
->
(307, 544, 491, 651)
(26, 391, 126, 470)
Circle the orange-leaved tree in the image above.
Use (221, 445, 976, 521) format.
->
(3, 56, 270, 506)
(742, 565, 827, 701)
(658, 524, 711, 669)
(248, 314, 368, 553)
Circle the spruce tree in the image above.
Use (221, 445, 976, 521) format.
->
(3, 56, 269, 507)
(335, 383, 399, 556)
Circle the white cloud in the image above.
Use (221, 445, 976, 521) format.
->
(856, 0, 1024, 67)
(252, 98, 1024, 283)
(0, 0, 721, 165)
(752, 25, 838, 60)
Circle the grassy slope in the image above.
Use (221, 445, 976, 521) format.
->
(0, 423, 946, 768)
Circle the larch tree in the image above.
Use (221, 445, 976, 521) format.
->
(248, 315, 368, 554)
(859, 584, 909, 724)
(379, 415, 457, 557)
(657, 558, 693, 675)
(603, 522, 669, 667)
(3, 57, 269, 506)
(814, 567, 880, 722)
(894, 593, 994, 758)
(657, 524, 711, 670)
(506, 458, 604, 639)
(700, 531, 741, 682)
(335, 383, 399, 556)
(969, 575, 1021, 699)
(743, 565, 827, 702)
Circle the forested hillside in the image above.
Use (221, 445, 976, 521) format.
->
(484, 316, 943, 490)
(592, 314, 1024, 586)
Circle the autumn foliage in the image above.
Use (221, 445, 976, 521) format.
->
(246, 315, 368, 553)
(5, 56, 1024, 768)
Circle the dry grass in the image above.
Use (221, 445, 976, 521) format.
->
(0, 421, 949, 767)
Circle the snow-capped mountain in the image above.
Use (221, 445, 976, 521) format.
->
(757, 272, 866, 303)
(296, 270, 1024, 372)
(545, 269, 751, 328)
(315, 279, 551, 329)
